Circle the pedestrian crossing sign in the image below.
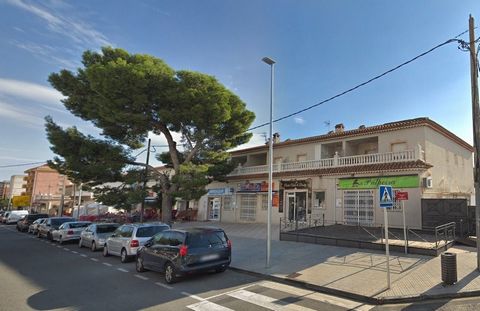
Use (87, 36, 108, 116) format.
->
(379, 185, 393, 208)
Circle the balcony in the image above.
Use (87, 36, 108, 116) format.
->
(228, 146, 424, 176)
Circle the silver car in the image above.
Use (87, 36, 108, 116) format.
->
(52, 221, 91, 244)
(28, 218, 48, 234)
(103, 223, 170, 263)
(79, 223, 120, 252)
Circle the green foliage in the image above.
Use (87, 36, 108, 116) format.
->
(45, 47, 255, 219)
(0, 199, 8, 209)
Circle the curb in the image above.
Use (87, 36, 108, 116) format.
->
(229, 265, 480, 305)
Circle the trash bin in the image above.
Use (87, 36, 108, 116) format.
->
(441, 252, 457, 285)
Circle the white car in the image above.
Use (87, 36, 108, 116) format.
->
(52, 221, 91, 244)
(79, 223, 120, 251)
(103, 223, 169, 263)
(6, 210, 29, 224)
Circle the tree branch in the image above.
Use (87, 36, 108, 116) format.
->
(157, 123, 180, 172)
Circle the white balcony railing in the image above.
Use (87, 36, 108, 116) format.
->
(229, 146, 423, 176)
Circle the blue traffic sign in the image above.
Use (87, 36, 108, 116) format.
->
(379, 185, 393, 208)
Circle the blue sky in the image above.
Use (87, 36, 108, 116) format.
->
(0, 0, 479, 181)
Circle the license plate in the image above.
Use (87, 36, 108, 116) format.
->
(200, 254, 219, 262)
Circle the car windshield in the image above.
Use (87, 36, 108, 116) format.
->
(51, 218, 72, 226)
(136, 225, 169, 238)
(186, 230, 227, 248)
(69, 223, 89, 229)
(97, 225, 119, 233)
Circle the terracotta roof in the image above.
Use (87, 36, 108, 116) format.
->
(226, 160, 432, 181)
(231, 117, 473, 155)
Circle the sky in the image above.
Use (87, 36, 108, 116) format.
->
(0, 0, 479, 181)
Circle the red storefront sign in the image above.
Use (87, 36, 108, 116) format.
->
(395, 191, 408, 201)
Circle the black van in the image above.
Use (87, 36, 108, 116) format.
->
(16, 213, 49, 232)
(136, 227, 231, 283)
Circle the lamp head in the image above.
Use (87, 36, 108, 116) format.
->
(262, 57, 276, 65)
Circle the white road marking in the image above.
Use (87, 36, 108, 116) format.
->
(80, 254, 87, 257)
(259, 281, 373, 310)
(117, 268, 128, 273)
(71, 251, 78, 254)
(103, 262, 112, 267)
(63, 248, 70, 251)
(90, 258, 99, 262)
(200, 283, 257, 301)
(155, 282, 173, 290)
(56, 245, 62, 248)
(187, 301, 234, 311)
(228, 289, 316, 310)
(134, 274, 149, 280)
(181, 291, 205, 301)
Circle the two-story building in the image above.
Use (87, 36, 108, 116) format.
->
(199, 117, 474, 230)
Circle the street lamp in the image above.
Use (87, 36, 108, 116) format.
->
(262, 56, 275, 268)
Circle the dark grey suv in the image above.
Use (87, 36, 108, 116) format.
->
(136, 227, 231, 284)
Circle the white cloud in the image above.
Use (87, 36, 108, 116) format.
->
(294, 116, 305, 125)
(0, 100, 45, 128)
(11, 41, 79, 69)
(229, 133, 266, 151)
(7, 0, 111, 47)
(0, 78, 64, 106)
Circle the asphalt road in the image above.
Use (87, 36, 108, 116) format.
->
(0, 224, 373, 311)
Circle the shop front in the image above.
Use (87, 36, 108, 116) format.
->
(279, 179, 311, 223)
(206, 187, 234, 221)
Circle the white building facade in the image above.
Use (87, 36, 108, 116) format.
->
(198, 118, 474, 230)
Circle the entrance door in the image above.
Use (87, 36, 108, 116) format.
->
(286, 192, 307, 222)
(208, 197, 221, 221)
(343, 190, 374, 226)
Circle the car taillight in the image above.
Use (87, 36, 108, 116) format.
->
(67, 230, 74, 235)
(130, 240, 139, 247)
(227, 240, 232, 249)
(179, 245, 188, 257)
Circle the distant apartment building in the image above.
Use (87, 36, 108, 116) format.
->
(24, 164, 72, 214)
(0, 181, 9, 199)
(8, 175, 26, 199)
(199, 117, 473, 230)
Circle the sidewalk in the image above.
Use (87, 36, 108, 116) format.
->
(173, 221, 480, 304)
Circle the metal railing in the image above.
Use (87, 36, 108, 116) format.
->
(434, 222, 456, 249)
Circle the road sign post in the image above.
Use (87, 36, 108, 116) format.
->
(379, 185, 393, 290)
(395, 191, 409, 255)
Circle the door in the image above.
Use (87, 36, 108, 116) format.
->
(343, 190, 374, 226)
(208, 197, 221, 221)
(286, 192, 307, 222)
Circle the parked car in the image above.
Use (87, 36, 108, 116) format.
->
(37, 217, 75, 240)
(16, 213, 49, 232)
(6, 210, 29, 224)
(136, 227, 231, 284)
(0, 211, 9, 223)
(28, 218, 48, 234)
(103, 223, 170, 263)
(79, 223, 120, 251)
(51, 221, 91, 244)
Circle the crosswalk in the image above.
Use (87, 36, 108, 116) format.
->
(187, 281, 374, 311)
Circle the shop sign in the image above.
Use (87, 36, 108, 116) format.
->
(281, 179, 310, 189)
(208, 188, 233, 196)
(238, 181, 274, 192)
(339, 175, 419, 189)
(395, 191, 408, 201)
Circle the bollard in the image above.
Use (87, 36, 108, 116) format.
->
(441, 252, 457, 285)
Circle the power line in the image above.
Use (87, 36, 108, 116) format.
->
(248, 30, 473, 132)
(0, 161, 46, 169)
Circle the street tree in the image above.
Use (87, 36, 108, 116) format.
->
(46, 47, 255, 223)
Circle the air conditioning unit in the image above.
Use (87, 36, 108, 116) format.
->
(422, 177, 433, 188)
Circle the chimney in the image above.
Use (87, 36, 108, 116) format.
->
(273, 132, 280, 143)
(334, 123, 344, 133)
(358, 125, 366, 129)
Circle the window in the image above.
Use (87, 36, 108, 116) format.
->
(313, 191, 326, 209)
(169, 232, 184, 246)
(121, 226, 133, 238)
(136, 225, 169, 238)
(239, 194, 256, 221)
(70, 222, 90, 229)
(154, 232, 169, 245)
(261, 194, 268, 210)
(97, 224, 119, 233)
(186, 230, 227, 248)
(223, 196, 232, 210)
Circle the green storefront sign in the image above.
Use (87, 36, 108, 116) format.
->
(338, 175, 419, 189)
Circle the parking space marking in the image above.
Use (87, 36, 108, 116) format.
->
(63, 248, 70, 251)
(117, 268, 129, 273)
(56, 245, 62, 248)
(181, 291, 205, 301)
(80, 254, 88, 258)
(71, 251, 78, 254)
(134, 274, 149, 280)
(103, 262, 112, 267)
(90, 258, 99, 262)
(155, 282, 173, 290)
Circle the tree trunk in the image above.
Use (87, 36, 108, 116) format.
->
(161, 192, 173, 225)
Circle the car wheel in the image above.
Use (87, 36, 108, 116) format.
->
(58, 236, 63, 245)
(215, 266, 227, 273)
(78, 239, 83, 248)
(47, 232, 53, 241)
(37, 231, 41, 238)
(91, 241, 96, 252)
(164, 262, 177, 284)
(136, 256, 145, 272)
(120, 248, 129, 263)
(103, 245, 110, 257)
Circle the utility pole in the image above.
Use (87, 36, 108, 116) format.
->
(468, 15, 480, 271)
(140, 138, 151, 223)
(58, 175, 66, 216)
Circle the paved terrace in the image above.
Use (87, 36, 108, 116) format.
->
(173, 221, 480, 303)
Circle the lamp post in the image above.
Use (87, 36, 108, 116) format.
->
(262, 56, 275, 268)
